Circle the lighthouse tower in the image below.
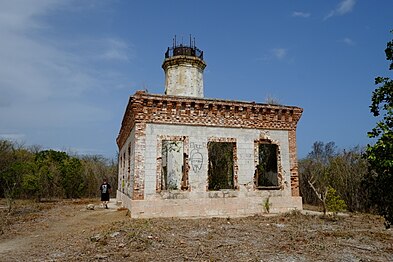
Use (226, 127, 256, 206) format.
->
(162, 36, 206, 98)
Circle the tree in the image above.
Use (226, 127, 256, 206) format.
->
(80, 155, 116, 197)
(0, 140, 15, 200)
(0, 141, 117, 202)
(29, 150, 84, 200)
(0, 140, 36, 212)
(328, 147, 369, 212)
(61, 157, 83, 198)
(365, 30, 393, 227)
(300, 142, 371, 214)
(299, 141, 337, 214)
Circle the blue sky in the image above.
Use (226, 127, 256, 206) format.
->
(0, 0, 392, 159)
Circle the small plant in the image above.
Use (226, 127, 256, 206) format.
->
(263, 196, 272, 213)
(264, 95, 281, 105)
(326, 186, 347, 215)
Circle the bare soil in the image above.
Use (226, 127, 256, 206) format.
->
(0, 199, 392, 262)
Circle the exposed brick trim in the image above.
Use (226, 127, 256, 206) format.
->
(132, 123, 146, 200)
(254, 133, 284, 190)
(117, 91, 303, 149)
(288, 129, 300, 196)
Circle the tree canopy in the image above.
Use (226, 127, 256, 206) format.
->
(366, 30, 393, 226)
(0, 139, 118, 212)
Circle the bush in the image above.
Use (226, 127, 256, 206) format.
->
(326, 186, 347, 214)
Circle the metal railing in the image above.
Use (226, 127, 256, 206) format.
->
(165, 45, 204, 59)
(165, 36, 204, 59)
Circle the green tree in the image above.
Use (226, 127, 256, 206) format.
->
(61, 157, 83, 198)
(0, 141, 117, 202)
(0, 140, 15, 200)
(30, 150, 84, 200)
(0, 140, 36, 211)
(365, 30, 393, 227)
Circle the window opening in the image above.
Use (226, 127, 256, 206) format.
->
(208, 142, 235, 190)
(161, 140, 184, 190)
(256, 143, 279, 188)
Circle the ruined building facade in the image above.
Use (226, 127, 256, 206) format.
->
(116, 41, 303, 218)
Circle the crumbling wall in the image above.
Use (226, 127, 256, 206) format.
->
(116, 92, 303, 216)
(143, 124, 291, 199)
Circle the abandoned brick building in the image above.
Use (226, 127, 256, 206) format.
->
(116, 39, 303, 218)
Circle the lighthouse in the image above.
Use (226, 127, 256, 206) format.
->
(162, 36, 206, 98)
(116, 36, 304, 218)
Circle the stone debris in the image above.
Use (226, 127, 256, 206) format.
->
(95, 254, 108, 259)
(110, 232, 120, 238)
(90, 234, 101, 242)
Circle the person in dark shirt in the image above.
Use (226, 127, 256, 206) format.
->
(99, 178, 112, 209)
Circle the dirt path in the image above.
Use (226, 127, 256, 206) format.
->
(0, 200, 128, 262)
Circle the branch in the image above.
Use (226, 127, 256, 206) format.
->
(307, 176, 327, 202)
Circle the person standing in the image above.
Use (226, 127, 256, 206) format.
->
(100, 178, 112, 209)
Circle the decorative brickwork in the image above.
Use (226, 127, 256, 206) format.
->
(117, 91, 303, 149)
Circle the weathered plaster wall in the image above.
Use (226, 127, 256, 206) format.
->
(116, 123, 303, 218)
(117, 127, 136, 198)
(144, 123, 291, 198)
(163, 55, 206, 98)
(165, 65, 204, 97)
(117, 190, 302, 218)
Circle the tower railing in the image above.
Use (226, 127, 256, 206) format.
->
(165, 44, 204, 60)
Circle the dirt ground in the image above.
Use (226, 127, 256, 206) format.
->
(0, 199, 392, 262)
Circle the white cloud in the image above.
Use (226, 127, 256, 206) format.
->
(340, 37, 355, 46)
(325, 0, 356, 20)
(0, 1, 130, 116)
(0, 0, 132, 155)
(0, 0, 60, 31)
(256, 48, 289, 62)
(272, 48, 288, 60)
(336, 0, 356, 15)
(98, 38, 132, 61)
(0, 1, 95, 104)
(292, 11, 311, 18)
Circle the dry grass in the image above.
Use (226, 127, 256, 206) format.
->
(0, 200, 392, 261)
